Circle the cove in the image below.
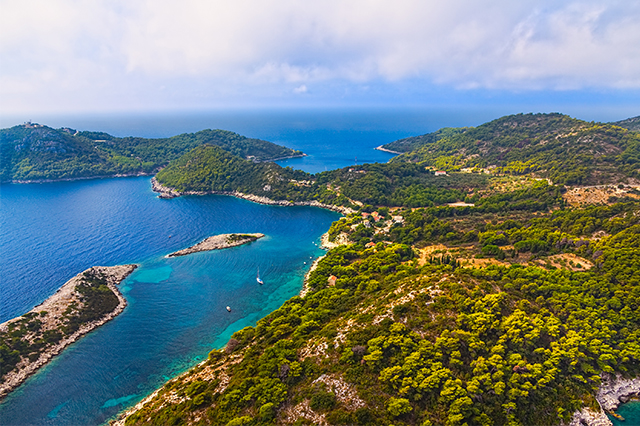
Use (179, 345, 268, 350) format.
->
(0, 177, 339, 425)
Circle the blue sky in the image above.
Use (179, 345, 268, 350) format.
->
(1, 0, 639, 119)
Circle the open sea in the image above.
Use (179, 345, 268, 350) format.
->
(0, 108, 637, 425)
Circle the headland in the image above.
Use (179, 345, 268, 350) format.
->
(0, 264, 137, 399)
(374, 144, 403, 155)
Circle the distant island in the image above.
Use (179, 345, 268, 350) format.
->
(0, 265, 137, 400)
(0, 123, 304, 183)
(167, 233, 265, 258)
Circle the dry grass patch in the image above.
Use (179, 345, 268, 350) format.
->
(542, 253, 593, 271)
(459, 258, 510, 268)
(564, 185, 640, 206)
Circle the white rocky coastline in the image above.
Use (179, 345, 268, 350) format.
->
(151, 177, 355, 215)
(0, 265, 137, 399)
(300, 255, 325, 298)
(167, 233, 264, 257)
(374, 145, 403, 155)
(568, 375, 640, 426)
(11, 171, 155, 184)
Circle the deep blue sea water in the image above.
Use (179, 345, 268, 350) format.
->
(1, 108, 638, 425)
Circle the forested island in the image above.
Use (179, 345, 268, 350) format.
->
(111, 113, 640, 426)
(0, 265, 137, 399)
(0, 124, 303, 182)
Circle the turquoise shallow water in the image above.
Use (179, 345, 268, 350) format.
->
(611, 400, 640, 425)
(0, 177, 338, 425)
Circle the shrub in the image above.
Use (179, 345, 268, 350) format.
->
(387, 397, 413, 417)
(310, 391, 337, 411)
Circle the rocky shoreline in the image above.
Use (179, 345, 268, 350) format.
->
(300, 255, 325, 298)
(9, 171, 156, 184)
(568, 374, 640, 426)
(167, 233, 264, 257)
(0, 265, 137, 400)
(256, 153, 307, 162)
(151, 177, 355, 215)
(374, 145, 403, 155)
(5, 153, 309, 185)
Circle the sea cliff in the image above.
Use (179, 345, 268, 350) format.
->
(0, 265, 137, 399)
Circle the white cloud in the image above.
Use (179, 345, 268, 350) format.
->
(293, 84, 308, 94)
(1, 0, 639, 112)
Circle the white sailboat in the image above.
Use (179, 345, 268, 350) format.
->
(256, 267, 264, 285)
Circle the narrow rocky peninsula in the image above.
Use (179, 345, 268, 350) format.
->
(0, 264, 137, 399)
(167, 233, 265, 258)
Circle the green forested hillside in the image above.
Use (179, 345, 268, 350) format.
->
(612, 115, 640, 131)
(155, 145, 487, 208)
(123, 199, 640, 426)
(0, 124, 302, 182)
(382, 113, 640, 186)
(155, 145, 301, 194)
(380, 127, 468, 154)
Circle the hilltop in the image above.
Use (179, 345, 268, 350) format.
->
(381, 113, 640, 186)
(0, 123, 303, 182)
(612, 115, 640, 132)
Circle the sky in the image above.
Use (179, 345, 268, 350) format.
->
(1, 0, 639, 119)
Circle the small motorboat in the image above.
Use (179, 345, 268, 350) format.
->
(226, 306, 231, 312)
(257, 267, 264, 285)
